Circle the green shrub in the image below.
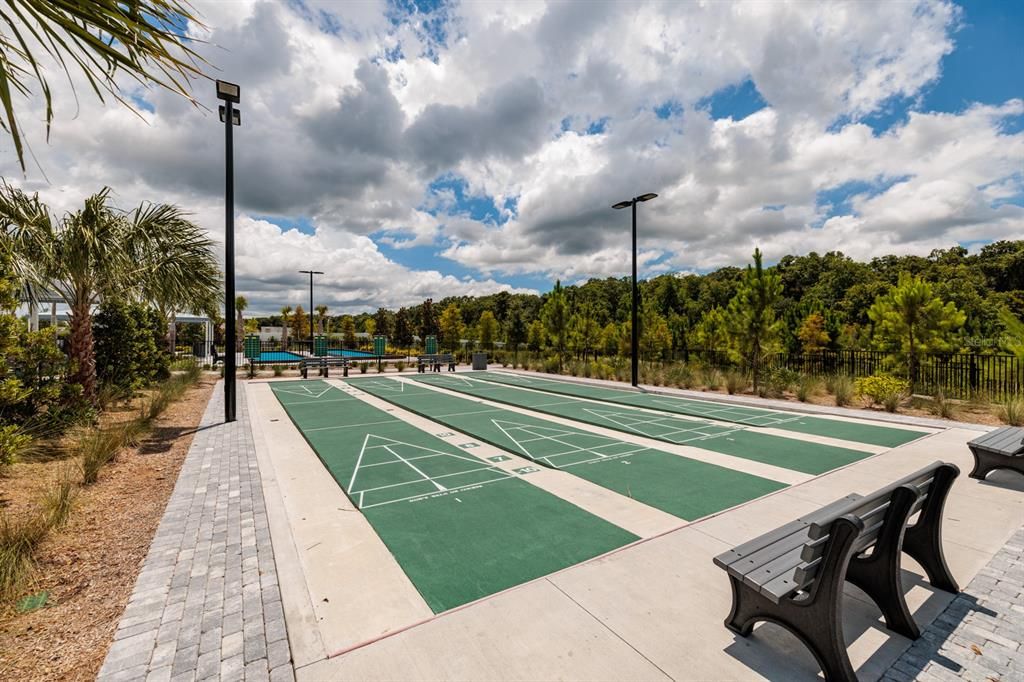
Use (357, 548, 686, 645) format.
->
(582, 362, 592, 378)
(272, 365, 284, 377)
(999, 397, 1024, 426)
(796, 375, 820, 403)
(0, 425, 32, 471)
(543, 356, 560, 374)
(761, 368, 800, 399)
(396, 361, 406, 372)
(359, 362, 369, 374)
(94, 300, 169, 391)
(855, 374, 909, 412)
(832, 375, 854, 406)
(725, 370, 747, 395)
(703, 368, 723, 391)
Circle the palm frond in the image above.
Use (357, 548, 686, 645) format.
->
(0, 0, 210, 172)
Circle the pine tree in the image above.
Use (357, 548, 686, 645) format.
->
(542, 280, 569, 370)
(726, 248, 782, 390)
(868, 273, 965, 388)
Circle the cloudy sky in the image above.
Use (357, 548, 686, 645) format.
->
(3, 0, 1023, 314)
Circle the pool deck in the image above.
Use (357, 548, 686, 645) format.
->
(100, 374, 1024, 681)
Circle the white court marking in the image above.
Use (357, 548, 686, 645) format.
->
(582, 407, 744, 444)
(491, 419, 650, 469)
(347, 434, 516, 509)
(273, 384, 336, 400)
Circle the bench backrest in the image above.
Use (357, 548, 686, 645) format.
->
(781, 461, 953, 598)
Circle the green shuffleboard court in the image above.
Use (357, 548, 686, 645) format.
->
(407, 374, 876, 475)
(270, 380, 638, 613)
(472, 371, 928, 448)
(349, 377, 786, 520)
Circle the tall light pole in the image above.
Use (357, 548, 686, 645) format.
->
(217, 80, 241, 422)
(299, 270, 323, 345)
(612, 192, 658, 387)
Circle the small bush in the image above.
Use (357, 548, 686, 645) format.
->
(703, 368, 723, 391)
(272, 365, 284, 377)
(396, 361, 406, 372)
(543, 356, 560, 374)
(832, 375, 854, 406)
(582, 362, 592, 378)
(999, 397, 1024, 426)
(795, 376, 821, 403)
(0, 425, 33, 472)
(376, 363, 385, 373)
(931, 390, 957, 420)
(359, 362, 369, 374)
(855, 374, 909, 413)
(758, 368, 798, 398)
(725, 370, 747, 395)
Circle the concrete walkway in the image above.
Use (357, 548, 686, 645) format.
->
(98, 382, 293, 682)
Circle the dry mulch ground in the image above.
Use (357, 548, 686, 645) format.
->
(0, 375, 217, 681)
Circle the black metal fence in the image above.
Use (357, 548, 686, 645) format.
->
(676, 348, 1022, 400)
(179, 337, 417, 368)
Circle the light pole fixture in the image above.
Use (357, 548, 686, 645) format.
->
(217, 79, 241, 423)
(299, 270, 324, 344)
(612, 192, 658, 387)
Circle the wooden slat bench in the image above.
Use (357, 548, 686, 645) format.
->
(713, 461, 960, 681)
(416, 354, 456, 373)
(300, 356, 348, 379)
(967, 426, 1024, 481)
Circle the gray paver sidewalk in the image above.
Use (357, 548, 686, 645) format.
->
(884, 523, 1024, 682)
(98, 381, 293, 682)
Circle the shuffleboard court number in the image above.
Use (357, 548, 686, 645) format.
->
(487, 455, 511, 462)
(458, 442, 480, 449)
(435, 432, 455, 437)
(514, 466, 538, 475)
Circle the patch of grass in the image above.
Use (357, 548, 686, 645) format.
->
(832, 375, 854, 407)
(42, 467, 77, 529)
(703, 368, 723, 391)
(0, 512, 48, 601)
(79, 426, 127, 485)
(931, 390, 957, 420)
(0, 425, 34, 473)
(272, 364, 284, 377)
(795, 375, 821, 403)
(725, 370, 747, 395)
(999, 397, 1024, 426)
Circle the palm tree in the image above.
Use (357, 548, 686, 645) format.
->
(0, 183, 220, 404)
(315, 304, 328, 335)
(235, 296, 248, 352)
(133, 202, 220, 353)
(0, 1, 209, 171)
(280, 306, 292, 349)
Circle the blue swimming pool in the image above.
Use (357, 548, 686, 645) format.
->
(255, 351, 304, 363)
(325, 349, 377, 358)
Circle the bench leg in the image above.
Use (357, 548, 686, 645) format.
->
(724, 517, 861, 682)
(903, 464, 960, 593)
(969, 448, 1024, 481)
(845, 486, 920, 639)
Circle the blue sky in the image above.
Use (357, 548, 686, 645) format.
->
(7, 0, 1022, 313)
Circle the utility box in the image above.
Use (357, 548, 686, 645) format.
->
(425, 335, 438, 354)
(373, 335, 387, 356)
(472, 353, 487, 370)
(244, 334, 260, 360)
(313, 335, 328, 356)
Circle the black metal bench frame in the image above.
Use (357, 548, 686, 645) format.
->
(300, 356, 348, 379)
(714, 461, 960, 681)
(967, 427, 1024, 481)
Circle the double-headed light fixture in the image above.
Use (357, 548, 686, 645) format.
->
(217, 80, 242, 422)
(612, 192, 658, 388)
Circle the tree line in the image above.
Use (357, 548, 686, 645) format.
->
(249, 242, 1024, 379)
